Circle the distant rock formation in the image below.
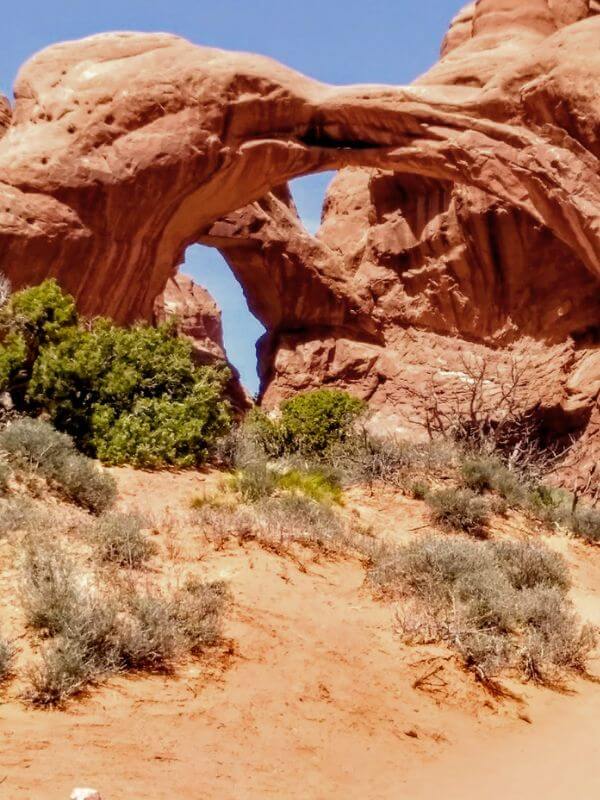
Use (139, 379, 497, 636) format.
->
(154, 274, 250, 410)
(0, 0, 598, 482)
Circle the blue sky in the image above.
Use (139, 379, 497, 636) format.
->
(3, 0, 465, 394)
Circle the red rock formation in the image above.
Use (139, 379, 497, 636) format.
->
(0, 0, 598, 482)
(0, 96, 10, 135)
(154, 273, 250, 410)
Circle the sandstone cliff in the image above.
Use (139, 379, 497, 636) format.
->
(0, 0, 598, 483)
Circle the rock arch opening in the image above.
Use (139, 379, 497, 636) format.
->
(182, 243, 264, 397)
(289, 172, 336, 235)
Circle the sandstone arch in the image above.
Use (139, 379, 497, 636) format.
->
(0, 0, 599, 480)
(0, 2, 599, 322)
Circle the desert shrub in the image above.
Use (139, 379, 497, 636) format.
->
(0, 633, 14, 683)
(0, 417, 116, 513)
(327, 432, 456, 487)
(231, 463, 279, 502)
(0, 460, 10, 494)
(0, 497, 62, 537)
(24, 559, 229, 705)
(220, 408, 285, 468)
(116, 591, 180, 671)
(91, 512, 155, 568)
(0, 279, 77, 405)
(0, 280, 231, 468)
(27, 594, 120, 706)
(170, 578, 230, 653)
(493, 539, 570, 591)
(426, 487, 490, 534)
(460, 454, 528, 507)
(526, 484, 572, 528)
(517, 586, 596, 680)
(28, 636, 97, 706)
(54, 451, 117, 513)
(367, 535, 594, 684)
(278, 389, 365, 455)
(0, 416, 74, 471)
(274, 467, 342, 505)
(20, 537, 81, 635)
(192, 491, 354, 555)
(408, 480, 429, 500)
(231, 462, 343, 506)
(254, 493, 352, 553)
(30, 319, 231, 467)
(570, 506, 600, 544)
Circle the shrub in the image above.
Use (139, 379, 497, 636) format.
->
(0, 498, 62, 537)
(28, 635, 97, 706)
(460, 454, 527, 507)
(327, 432, 456, 487)
(493, 539, 570, 591)
(0, 416, 74, 472)
(527, 485, 572, 529)
(275, 468, 342, 505)
(0, 633, 14, 683)
(192, 492, 354, 555)
(570, 506, 600, 544)
(0, 417, 116, 513)
(0, 460, 10, 494)
(24, 563, 229, 705)
(116, 591, 180, 671)
(29, 318, 231, 467)
(54, 452, 117, 513)
(426, 488, 489, 534)
(367, 535, 594, 684)
(254, 494, 352, 554)
(220, 408, 285, 467)
(20, 537, 81, 635)
(0, 279, 77, 404)
(0, 280, 231, 468)
(91, 512, 155, 568)
(231, 463, 279, 502)
(90, 380, 229, 468)
(279, 389, 365, 455)
(171, 578, 230, 653)
(231, 463, 343, 506)
(408, 480, 429, 500)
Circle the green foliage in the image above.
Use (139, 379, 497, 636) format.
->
(526, 484, 572, 528)
(276, 468, 342, 505)
(279, 389, 365, 455)
(0, 279, 77, 401)
(460, 454, 527, 507)
(0, 418, 116, 513)
(426, 487, 490, 534)
(0, 280, 231, 468)
(30, 320, 231, 466)
(408, 480, 429, 500)
(231, 463, 342, 505)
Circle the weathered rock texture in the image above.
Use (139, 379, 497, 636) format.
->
(154, 273, 250, 410)
(0, 0, 599, 482)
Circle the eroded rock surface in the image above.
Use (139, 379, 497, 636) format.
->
(154, 274, 250, 410)
(0, 0, 598, 481)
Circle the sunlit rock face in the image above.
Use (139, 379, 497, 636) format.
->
(154, 273, 250, 411)
(0, 0, 599, 482)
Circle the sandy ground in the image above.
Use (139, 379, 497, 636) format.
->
(1, 468, 599, 799)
